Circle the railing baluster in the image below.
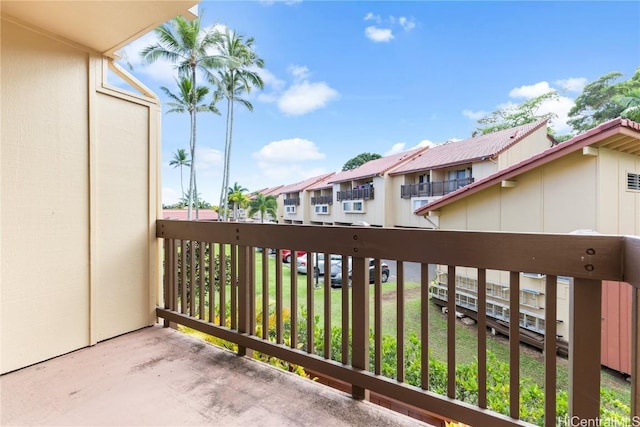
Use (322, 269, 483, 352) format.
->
(420, 262, 429, 390)
(397, 260, 405, 382)
(447, 265, 456, 399)
(291, 249, 298, 349)
(276, 249, 283, 344)
(181, 240, 187, 314)
(307, 253, 314, 354)
(477, 268, 487, 408)
(632, 287, 640, 419)
(173, 240, 179, 312)
(262, 249, 269, 340)
(341, 255, 349, 365)
(209, 243, 215, 323)
(569, 278, 601, 421)
(189, 241, 195, 317)
(544, 275, 558, 427)
(227, 244, 233, 328)
(509, 271, 520, 419)
(249, 247, 256, 336)
(163, 239, 174, 327)
(351, 256, 369, 400)
(199, 241, 205, 320)
(324, 253, 332, 360)
(237, 245, 250, 357)
(375, 259, 382, 375)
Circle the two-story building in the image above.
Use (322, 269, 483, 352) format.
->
(415, 118, 640, 373)
(389, 120, 551, 228)
(278, 173, 334, 224)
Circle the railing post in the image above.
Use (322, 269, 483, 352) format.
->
(632, 286, 640, 418)
(351, 256, 370, 400)
(569, 278, 601, 421)
(237, 245, 251, 357)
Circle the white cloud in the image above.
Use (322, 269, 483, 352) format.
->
(463, 109, 488, 121)
(555, 77, 588, 93)
(255, 68, 286, 91)
(534, 95, 575, 134)
(162, 187, 182, 205)
(398, 17, 416, 31)
(196, 146, 223, 170)
(509, 81, 553, 99)
(253, 138, 326, 163)
(288, 65, 310, 81)
(278, 81, 339, 115)
(365, 26, 394, 43)
(364, 12, 381, 23)
(416, 139, 437, 148)
(385, 143, 407, 156)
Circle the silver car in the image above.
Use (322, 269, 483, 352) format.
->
(296, 253, 343, 275)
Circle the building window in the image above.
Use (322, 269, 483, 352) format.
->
(412, 198, 430, 211)
(343, 200, 365, 213)
(314, 204, 330, 214)
(520, 289, 541, 308)
(285, 205, 296, 214)
(628, 173, 640, 191)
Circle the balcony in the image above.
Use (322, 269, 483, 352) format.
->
(336, 187, 374, 201)
(311, 195, 333, 205)
(400, 178, 474, 199)
(284, 197, 300, 206)
(3, 221, 640, 427)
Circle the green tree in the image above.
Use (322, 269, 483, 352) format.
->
(160, 77, 220, 219)
(248, 193, 277, 223)
(342, 152, 382, 171)
(472, 91, 559, 137)
(228, 182, 249, 221)
(169, 148, 191, 197)
(141, 15, 222, 220)
(615, 87, 640, 122)
(568, 68, 640, 133)
(213, 29, 264, 221)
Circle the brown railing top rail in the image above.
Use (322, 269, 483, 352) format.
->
(157, 220, 637, 286)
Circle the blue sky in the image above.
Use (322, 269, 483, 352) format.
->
(116, 1, 640, 206)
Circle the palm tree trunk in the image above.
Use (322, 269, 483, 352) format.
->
(180, 164, 184, 197)
(192, 66, 199, 221)
(219, 96, 232, 221)
(222, 91, 235, 221)
(187, 108, 195, 221)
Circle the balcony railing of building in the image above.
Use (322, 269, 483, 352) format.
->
(311, 195, 333, 205)
(283, 198, 300, 206)
(336, 187, 374, 201)
(400, 178, 474, 199)
(156, 220, 640, 427)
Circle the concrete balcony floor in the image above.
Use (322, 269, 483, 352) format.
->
(1, 325, 433, 426)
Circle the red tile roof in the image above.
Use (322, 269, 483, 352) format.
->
(328, 147, 428, 184)
(390, 120, 548, 175)
(307, 172, 337, 190)
(278, 172, 335, 195)
(414, 118, 640, 216)
(253, 185, 284, 198)
(163, 209, 219, 221)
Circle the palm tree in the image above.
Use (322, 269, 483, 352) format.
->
(227, 182, 248, 221)
(213, 29, 264, 221)
(248, 193, 277, 224)
(616, 88, 640, 122)
(160, 77, 219, 220)
(141, 15, 222, 220)
(169, 148, 191, 197)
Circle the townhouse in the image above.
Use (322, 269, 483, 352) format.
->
(278, 173, 335, 224)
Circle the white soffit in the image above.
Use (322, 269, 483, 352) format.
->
(1, 1, 199, 58)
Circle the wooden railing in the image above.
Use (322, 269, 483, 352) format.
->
(336, 187, 374, 201)
(310, 195, 333, 205)
(156, 220, 640, 427)
(283, 198, 300, 206)
(400, 178, 474, 199)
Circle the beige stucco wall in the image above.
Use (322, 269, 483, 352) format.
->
(1, 19, 159, 373)
(330, 177, 387, 226)
(497, 126, 551, 170)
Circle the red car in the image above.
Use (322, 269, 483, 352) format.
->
(281, 249, 306, 263)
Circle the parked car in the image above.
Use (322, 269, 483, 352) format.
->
(296, 253, 343, 275)
(330, 258, 390, 287)
(281, 249, 306, 263)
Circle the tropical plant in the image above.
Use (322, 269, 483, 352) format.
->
(213, 29, 264, 221)
(141, 15, 223, 220)
(472, 91, 559, 137)
(169, 148, 191, 197)
(227, 182, 249, 221)
(615, 87, 640, 122)
(248, 193, 277, 223)
(568, 68, 640, 133)
(160, 77, 220, 219)
(342, 153, 382, 171)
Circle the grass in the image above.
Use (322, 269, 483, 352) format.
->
(197, 250, 631, 411)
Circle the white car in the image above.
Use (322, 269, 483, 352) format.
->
(296, 253, 343, 275)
